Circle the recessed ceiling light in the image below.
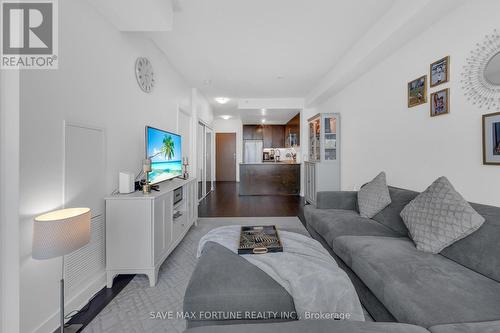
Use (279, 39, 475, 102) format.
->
(261, 119, 266, 123)
(261, 108, 266, 115)
(276, 76, 284, 80)
(220, 115, 232, 120)
(215, 97, 230, 104)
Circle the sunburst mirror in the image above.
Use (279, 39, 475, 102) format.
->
(462, 30, 500, 111)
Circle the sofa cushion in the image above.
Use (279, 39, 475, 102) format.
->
(372, 187, 418, 235)
(304, 207, 401, 250)
(400, 177, 485, 253)
(358, 172, 392, 218)
(184, 320, 430, 333)
(183, 242, 295, 323)
(334, 236, 500, 327)
(440, 202, 500, 283)
(316, 191, 358, 210)
(429, 320, 500, 333)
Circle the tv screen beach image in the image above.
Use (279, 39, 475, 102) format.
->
(146, 127, 182, 184)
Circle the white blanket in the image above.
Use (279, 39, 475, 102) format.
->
(197, 226, 365, 321)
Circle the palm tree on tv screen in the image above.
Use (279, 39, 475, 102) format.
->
(161, 135, 175, 160)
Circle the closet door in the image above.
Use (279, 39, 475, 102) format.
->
(197, 122, 214, 200)
(197, 122, 205, 200)
(205, 127, 213, 197)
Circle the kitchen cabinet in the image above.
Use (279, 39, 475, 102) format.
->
(254, 125, 263, 140)
(239, 163, 300, 195)
(245, 124, 293, 148)
(243, 125, 263, 140)
(285, 113, 300, 147)
(272, 125, 285, 148)
(263, 125, 273, 148)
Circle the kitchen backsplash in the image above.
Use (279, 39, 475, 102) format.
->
(263, 147, 301, 162)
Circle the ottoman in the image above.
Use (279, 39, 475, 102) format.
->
(183, 241, 297, 328)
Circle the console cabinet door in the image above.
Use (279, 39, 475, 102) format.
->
(153, 193, 173, 265)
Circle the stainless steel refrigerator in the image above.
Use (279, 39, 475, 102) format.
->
(243, 140, 263, 163)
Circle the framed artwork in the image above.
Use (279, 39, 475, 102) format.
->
(430, 88, 449, 117)
(430, 56, 450, 87)
(408, 75, 427, 108)
(482, 112, 500, 165)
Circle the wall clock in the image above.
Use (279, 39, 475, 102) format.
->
(135, 57, 155, 93)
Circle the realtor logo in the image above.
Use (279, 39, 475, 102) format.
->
(1, 0, 58, 69)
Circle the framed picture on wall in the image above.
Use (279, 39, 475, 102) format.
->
(482, 112, 500, 165)
(430, 56, 450, 87)
(408, 75, 427, 108)
(430, 88, 449, 117)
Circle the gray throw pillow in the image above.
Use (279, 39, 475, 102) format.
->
(357, 172, 392, 218)
(400, 176, 485, 254)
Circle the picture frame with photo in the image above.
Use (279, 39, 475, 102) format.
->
(482, 112, 500, 165)
(408, 75, 427, 108)
(430, 88, 449, 117)
(430, 56, 450, 87)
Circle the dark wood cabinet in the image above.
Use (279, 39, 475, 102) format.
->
(243, 125, 264, 140)
(263, 125, 273, 148)
(243, 125, 254, 140)
(285, 113, 300, 147)
(272, 125, 285, 148)
(244, 123, 295, 148)
(254, 125, 263, 140)
(240, 163, 300, 195)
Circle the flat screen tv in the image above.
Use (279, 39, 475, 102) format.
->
(145, 126, 182, 184)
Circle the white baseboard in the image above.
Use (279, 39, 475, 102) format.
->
(32, 272, 106, 333)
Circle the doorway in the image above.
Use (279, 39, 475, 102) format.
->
(216, 133, 236, 181)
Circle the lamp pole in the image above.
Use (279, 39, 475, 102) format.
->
(60, 255, 65, 333)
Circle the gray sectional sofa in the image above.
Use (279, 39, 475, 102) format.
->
(184, 186, 500, 332)
(304, 187, 500, 329)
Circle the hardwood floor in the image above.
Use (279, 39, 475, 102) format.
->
(56, 274, 134, 332)
(198, 181, 306, 220)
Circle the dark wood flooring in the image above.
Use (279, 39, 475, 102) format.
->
(198, 181, 306, 220)
(55, 275, 134, 333)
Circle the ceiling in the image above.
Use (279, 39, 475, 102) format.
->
(150, 0, 396, 115)
(227, 108, 300, 125)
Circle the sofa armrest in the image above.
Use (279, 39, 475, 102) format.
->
(316, 191, 358, 210)
(429, 320, 500, 333)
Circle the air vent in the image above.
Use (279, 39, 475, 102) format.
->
(64, 214, 105, 297)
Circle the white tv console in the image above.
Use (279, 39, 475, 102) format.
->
(105, 177, 197, 287)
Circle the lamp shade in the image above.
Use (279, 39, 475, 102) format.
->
(32, 208, 91, 260)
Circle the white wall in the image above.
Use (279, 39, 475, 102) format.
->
(18, 0, 210, 332)
(192, 89, 214, 126)
(213, 117, 243, 182)
(0, 70, 21, 333)
(313, 0, 500, 206)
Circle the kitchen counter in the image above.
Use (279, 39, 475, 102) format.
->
(239, 162, 300, 196)
(240, 161, 301, 165)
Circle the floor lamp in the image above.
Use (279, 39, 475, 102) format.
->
(32, 207, 91, 333)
